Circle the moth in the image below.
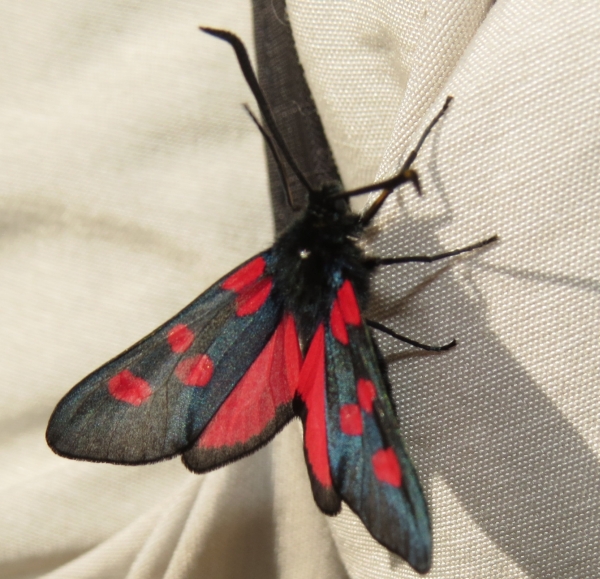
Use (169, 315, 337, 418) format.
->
(46, 28, 495, 574)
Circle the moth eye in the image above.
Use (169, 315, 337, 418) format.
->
(299, 249, 311, 259)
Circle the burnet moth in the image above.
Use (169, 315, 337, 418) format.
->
(46, 28, 496, 574)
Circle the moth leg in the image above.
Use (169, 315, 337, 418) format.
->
(349, 96, 454, 226)
(367, 235, 498, 267)
(367, 319, 456, 352)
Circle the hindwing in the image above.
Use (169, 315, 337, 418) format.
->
(184, 312, 301, 472)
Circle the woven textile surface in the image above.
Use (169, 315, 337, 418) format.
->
(0, 1, 598, 578)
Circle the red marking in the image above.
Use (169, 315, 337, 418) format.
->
(167, 324, 195, 353)
(283, 314, 302, 391)
(175, 354, 214, 387)
(357, 378, 377, 413)
(372, 447, 402, 487)
(222, 256, 266, 292)
(297, 325, 332, 487)
(330, 281, 361, 343)
(108, 370, 151, 406)
(330, 298, 349, 344)
(337, 280, 361, 326)
(235, 278, 273, 316)
(340, 404, 363, 435)
(198, 314, 301, 448)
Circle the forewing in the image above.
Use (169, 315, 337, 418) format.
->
(47, 253, 282, 465)
(183, 312, 301, 472)
(324, 280, 432, 574)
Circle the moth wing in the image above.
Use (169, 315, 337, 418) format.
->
(183, 312, 301, 472)
(295, 323, 342, 515)
(47, 253, 282, 465)
(324, 280, 432, 574)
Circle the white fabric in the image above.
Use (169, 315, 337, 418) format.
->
(1, 1, 599, 578)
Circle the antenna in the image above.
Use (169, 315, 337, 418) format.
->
(200, 28, 315, 195)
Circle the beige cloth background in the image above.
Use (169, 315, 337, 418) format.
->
(1, 1, 599, 577)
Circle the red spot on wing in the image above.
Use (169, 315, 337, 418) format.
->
(357, 378, 377, 413)
(337, 280, 361, 326)
(330, 298, 349, 344)
(108, 370, 152, 406)
(297, 325, 332, 487)
(235, 278, 273, 316)
(330, 281, 361, 343)
(372, 447, 402, 487)
(222, 256, 266, 292)
(167, 324, 195, 353)
(198, 314, 300, 448)
(340, 404, 363, 435)
(175, 354, 214, 387)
